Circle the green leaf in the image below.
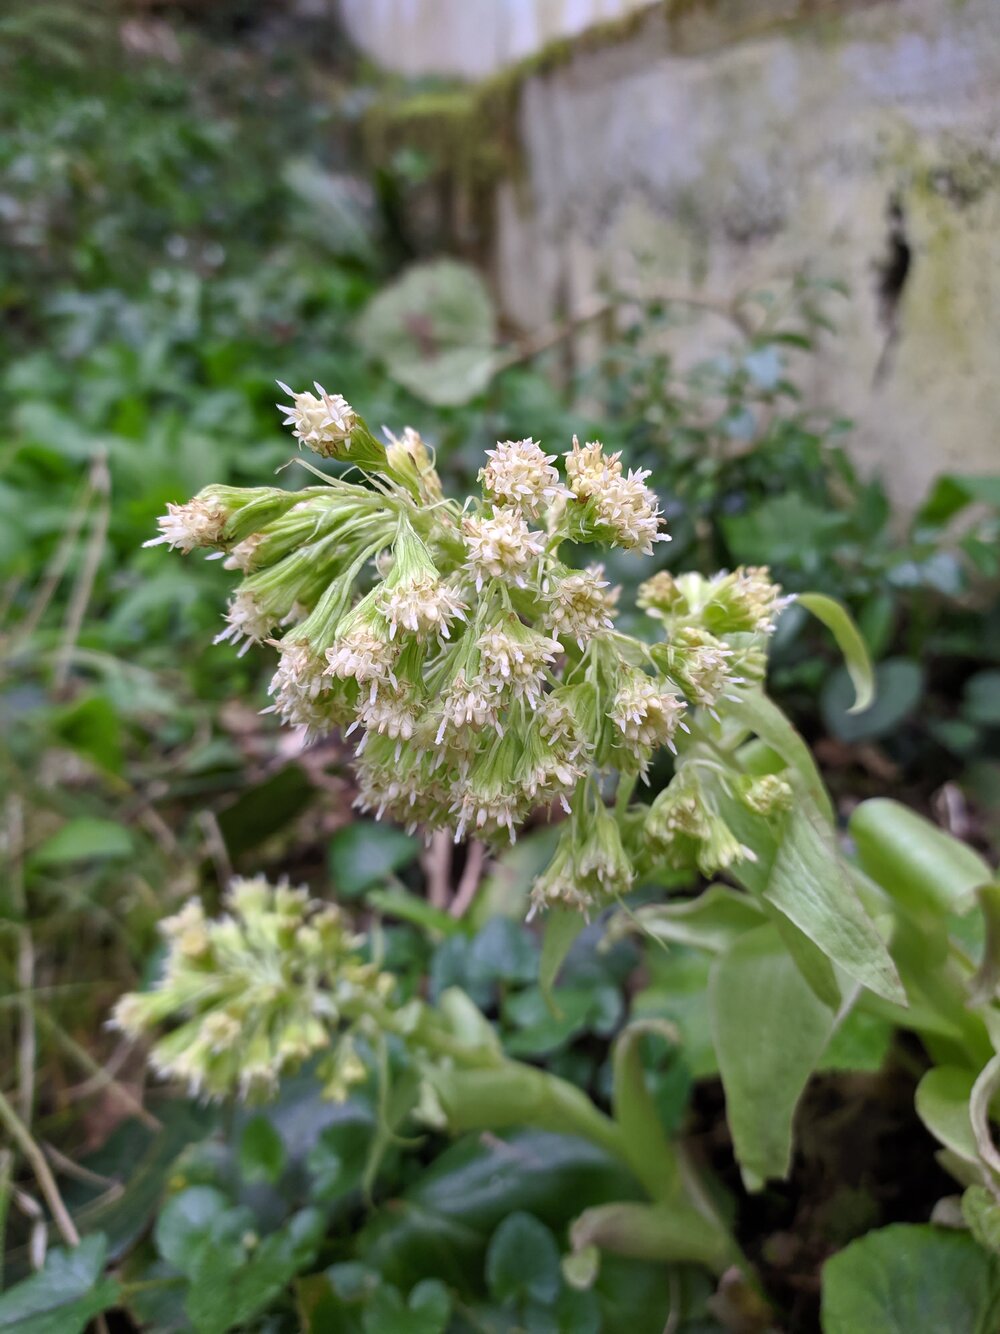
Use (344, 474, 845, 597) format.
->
(970, 884, 1000, 1006)
(366, 887, 462, 937)
(850, 799, 993, 918)
(821, 1224, 1000, 1334)
(726, 690, 832, 821)
(821, 657, 923, 743)
(964, 1187, 1000, 1256)
(570, 1200, 735, 1276)
(239, 1115, 286, 1185)
(621, 887, 765, 955)
(817, 1007, 893, 1073)
(154, 1185, 230, 1272)
(763, 805, 905, 1004)
(710, 924, 837, 1187)
(49, 693, 123, 775)
(540, 908, 585, 1004)
(185, 1208, 325, 1334)
(964, 672, 1000, 727)
(915, 1066, 979, 1162)
(917, 474, 1000, 527)
(217, 764, 315, 859)
(486, 1213, 561, 1305)
(306, 1109, 376, 1204)
(328, 821, 419, 899)
(356, 259, 497, 407)
(971, 1056, 1000, 1181)
(0, 1236, 119, 1334)
(765, 904, 842, 1009)
(364, 1280, 451, 1334)
(30, 817, 132, 867)
(797, 592, 874, 713)
(503, 984, 621, 1058)
(356, 1128, 640, 1292)
(611, 1021, 682, 1201)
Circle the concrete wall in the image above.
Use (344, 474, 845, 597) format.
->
(339, 0, 658, 79)
(350, 0, 1000, 507)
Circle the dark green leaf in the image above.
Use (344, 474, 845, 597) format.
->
(821, 657, 923, 743)
(0, 1236, 119, 1334)
(328, 821, 419, 899)
(239, 1115, 286, 1185)
(486, 1213, 561, 1305)
(217, 764, 315, 859)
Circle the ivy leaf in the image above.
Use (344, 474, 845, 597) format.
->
(821, 1224, 1000, 1334)
(486, 1212, 562, 1305)
(239, 1115, 286, 1185)
(0, 1236, 119, 1334)
(328, 821, 419, 899)
(710, 924, 837, 1188)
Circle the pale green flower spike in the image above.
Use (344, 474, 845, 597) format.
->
(149, 390, 791, 915)
(112, 877, 393, 1102)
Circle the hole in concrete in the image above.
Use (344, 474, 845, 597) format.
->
(873, 193, 912, 385)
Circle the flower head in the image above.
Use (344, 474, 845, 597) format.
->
(112, 877, 391, 1101)
(543, 565, 618, 648)
(608, 667, 687, 756)
(479, 438, 569, 517)
(463, 506, 545, 590)
(476, 616, 561, 706)
(145, 496, 228, 553)
(565, 437, 667, 555)
(276, 381, 357, 457)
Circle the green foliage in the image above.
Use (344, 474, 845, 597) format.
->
(821, 1225, 1000, 1334)
(3, 8, 999, 1333)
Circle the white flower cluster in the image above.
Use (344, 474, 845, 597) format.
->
(149, 389, 791, 914)
(277, 381, 357, 457)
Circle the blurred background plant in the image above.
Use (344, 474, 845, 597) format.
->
(1, 4, 999, 1332)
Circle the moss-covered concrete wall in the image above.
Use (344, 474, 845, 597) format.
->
(494, 0, 1000, 507)
(352, 0, 1000, 507)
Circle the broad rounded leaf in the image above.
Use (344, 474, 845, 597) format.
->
(821, 1224, 1000, 1334)
(356, 260, 496, 406)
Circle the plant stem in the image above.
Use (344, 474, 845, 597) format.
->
(0, 1087, 79, 1248)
